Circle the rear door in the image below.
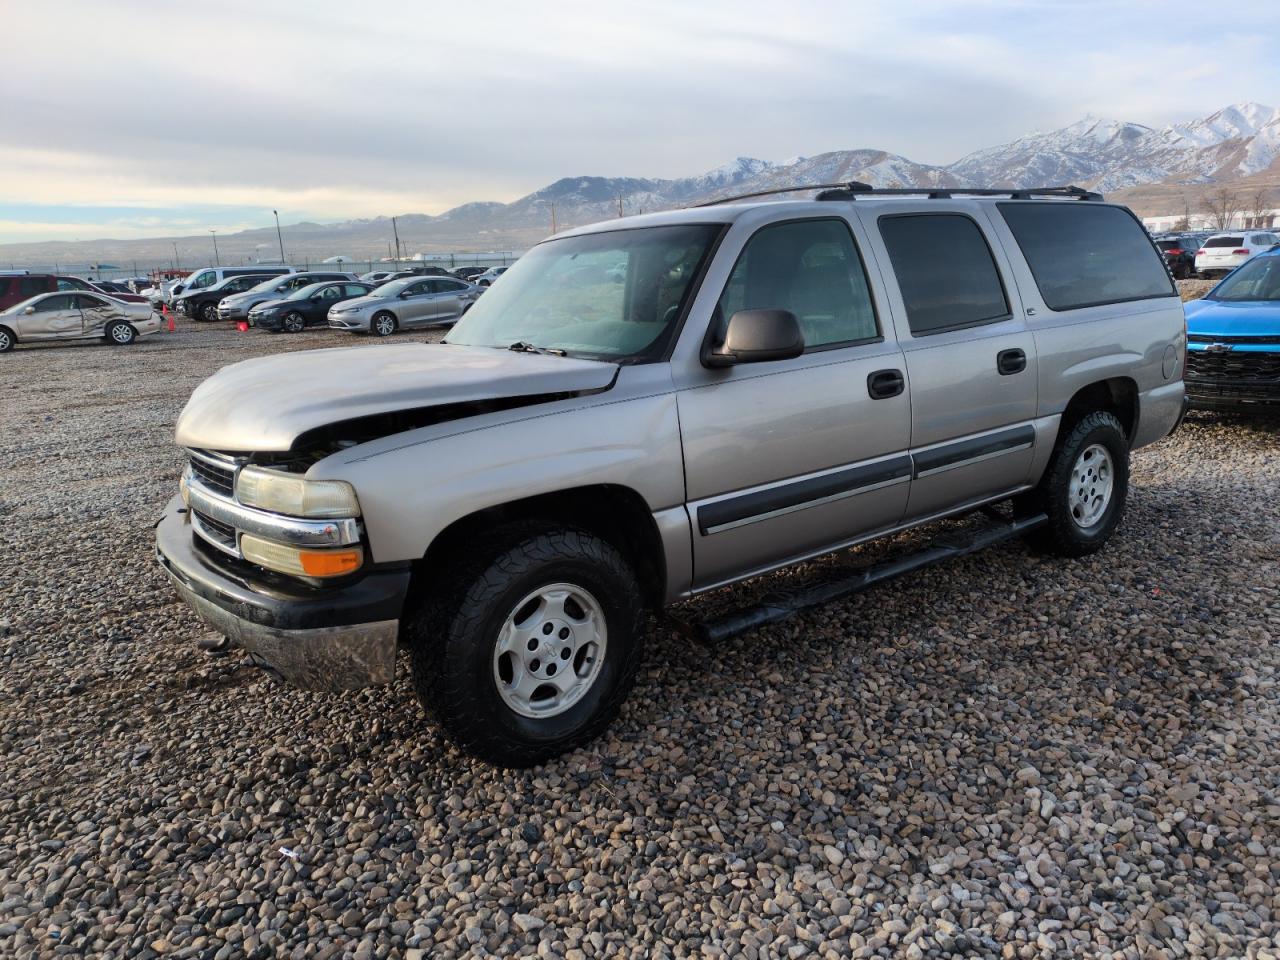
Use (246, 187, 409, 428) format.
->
(75, 294, 117, 335)
(860, 206, 1038, 521)
(429, 278, 469, 321)
(18, 294, 82, 339)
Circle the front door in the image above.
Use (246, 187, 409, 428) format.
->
(676, 216, 913, 589)
(398, 280, 436, 327)
(18, 294, 82, 340)
(864, 207, 1038, 521)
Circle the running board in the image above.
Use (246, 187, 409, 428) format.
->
(671, 509, 1047, 645)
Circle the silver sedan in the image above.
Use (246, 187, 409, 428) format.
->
(0, 291, 160, 352)
(328, 276, 480, 336)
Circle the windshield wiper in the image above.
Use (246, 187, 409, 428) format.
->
(507, 341, 567, 357)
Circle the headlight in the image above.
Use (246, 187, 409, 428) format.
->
(179, 468, 191, 506)
(235, 466, 361, 518)
(240, 534, 363, 578)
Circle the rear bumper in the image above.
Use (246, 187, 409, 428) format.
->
(217, 304, 248, 320)
(155, 495, 411, 690)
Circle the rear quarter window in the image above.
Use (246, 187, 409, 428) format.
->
(998, 203, 1175, 311)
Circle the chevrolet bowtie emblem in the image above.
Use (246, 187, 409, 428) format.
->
(1204, 343, 1233, 354)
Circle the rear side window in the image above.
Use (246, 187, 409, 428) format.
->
(1204, 236, 1244, 248)
(878, 214, 1009, 335)
(998, 203, 1175, 311)
(717, 218, 879, 349)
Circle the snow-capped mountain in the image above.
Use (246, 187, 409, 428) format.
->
(5, 103, 1278, 265)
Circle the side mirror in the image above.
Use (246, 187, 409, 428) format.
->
(705, 309, 804, 367)
(24, 306, 36, 315)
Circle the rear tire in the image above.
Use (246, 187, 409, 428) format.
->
(0, 326, 13, 352)
(200, 302, 217, 322)
(407, 525, 646, 767)
(1022, 410, 1129, 557)
(105, 320, 137, 346)
(372, 312, 397, 337)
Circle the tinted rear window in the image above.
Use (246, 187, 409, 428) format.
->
(1204, 237, 1244, 248)
(998, 203, 1174, 311)
(878, 214, 1009, 335)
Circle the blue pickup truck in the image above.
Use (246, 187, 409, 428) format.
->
(1184, 247, 1280, 413)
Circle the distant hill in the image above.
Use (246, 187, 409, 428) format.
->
(3, 102, 1276, 268)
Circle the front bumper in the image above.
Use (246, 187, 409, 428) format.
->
(217, 303, 250, 320)
(248, 312, 281, 330)
(1186, 379, 1280, 412)
(328, 312, 371, 332)
(155, 494, 411, 690)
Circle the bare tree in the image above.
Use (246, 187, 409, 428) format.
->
(1172, 195, 1191, 232)
(1201, 188, 1242, 231)
(1246, 188, 1274, 229)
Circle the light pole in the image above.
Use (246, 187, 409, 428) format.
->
(172, 242, 180, 270)
(273, 210, 286, 264)
(209, 230, 220, 266)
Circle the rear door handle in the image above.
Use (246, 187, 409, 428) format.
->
(997, 348, 1027, 376)
(867, 369, 905, 400)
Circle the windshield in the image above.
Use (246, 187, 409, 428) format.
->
(371, 278, 414, 297)
(1208, 256, 1280, 302)
(286, 282, 326, 301)
(445, 223, 722, 361)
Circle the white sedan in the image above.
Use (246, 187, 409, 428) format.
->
(1195, 231, 1280, 276)
(0, 291, 160, 353)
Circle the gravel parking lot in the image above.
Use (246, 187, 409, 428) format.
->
(1, 322, 1278, 959)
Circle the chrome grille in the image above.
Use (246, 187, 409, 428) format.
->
(187, 449, 238, 496)
(192, 509, 237, 554)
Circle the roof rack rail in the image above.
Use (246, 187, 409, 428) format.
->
(692, 182, 1103, 207)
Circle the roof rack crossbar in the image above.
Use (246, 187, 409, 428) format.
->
(693, 183, 1103, 207)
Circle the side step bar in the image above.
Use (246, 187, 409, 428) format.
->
(673, 509, 1047, 645)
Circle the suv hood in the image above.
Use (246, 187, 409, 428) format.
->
(1184, 298, 1280, 338)
(175, 343, 619, 451)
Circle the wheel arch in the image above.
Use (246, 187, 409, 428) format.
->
(407, 483, 667, 612)
(1058, 376, 1138, 445)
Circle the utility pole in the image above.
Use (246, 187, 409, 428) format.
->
(172, 243, 180, 269)
(273, 210, 286, 263)
(550, 202, 557, 235)
(209, 230, 220, 266)
(617, 193, 623, 218)
(391, 217, 402, 267)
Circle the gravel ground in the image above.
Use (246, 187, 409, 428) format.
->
(2, 321, 1279, 959)
(1177, 279, 1215, 302)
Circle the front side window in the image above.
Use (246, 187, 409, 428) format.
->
(446, 223, 721, 361)
(188, 270, 216, 289)
(33, 294, 76, 312)
(998, 203, 1175, 311)
(716, 218, 878, 349)
(879, 214, 1010, 334)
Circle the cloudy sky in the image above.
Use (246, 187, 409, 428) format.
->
(2, 0, 1277, 243)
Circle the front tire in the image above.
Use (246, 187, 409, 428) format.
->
(372, 312, 397, 337)
(0, 326, 13, 352)
(407, 526, 646, 767)
(105, 320, 137, 345)
(1023, 410, 1129, 557)
(200, 302, 217, 322)
(283, 312, 305, 333)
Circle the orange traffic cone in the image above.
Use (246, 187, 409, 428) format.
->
(236, 320, 248, 332)
(162, 304, 175, 333)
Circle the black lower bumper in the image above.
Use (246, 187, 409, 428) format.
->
(155, 495, 412, 689)
(1186, 380, 1280, 414)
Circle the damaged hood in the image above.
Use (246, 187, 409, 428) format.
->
(175, 343, 618, 451)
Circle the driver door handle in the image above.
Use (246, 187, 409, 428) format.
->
(997, 348, 1027, 376)
(867, 369, 905, 400)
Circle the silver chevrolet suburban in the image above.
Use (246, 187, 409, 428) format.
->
(156, 184, 1187, 766)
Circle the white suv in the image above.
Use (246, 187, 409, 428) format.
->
(1195, 231, 1280, 276)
